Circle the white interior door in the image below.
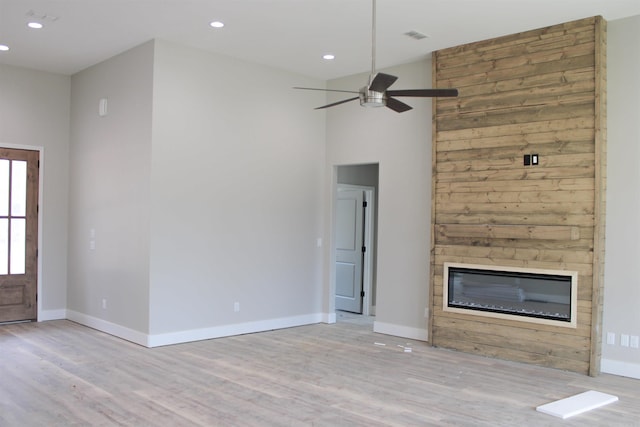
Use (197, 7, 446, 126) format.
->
(335, 189, 364, 313)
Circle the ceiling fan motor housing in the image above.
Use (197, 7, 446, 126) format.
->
(359, 87, 386, 108)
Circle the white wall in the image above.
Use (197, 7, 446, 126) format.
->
(325, 59, 432, 340)
(0, 64, 70, 320)
(602, 14, 640, 378)
(68, 41, 154, 336)
(147, 40, 327, 340)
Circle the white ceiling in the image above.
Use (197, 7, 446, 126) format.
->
(1, 0, 639, 80)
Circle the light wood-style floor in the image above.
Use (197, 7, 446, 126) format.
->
(1, 316, 639, 426)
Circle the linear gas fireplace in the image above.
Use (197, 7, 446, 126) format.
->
(443, 263, 578, 328)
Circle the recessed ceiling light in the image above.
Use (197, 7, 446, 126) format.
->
(0, 44, 9, 52)
(323, 54, 335, 60)
(209, 21, 224, 28)
(27, 22, 44, 29)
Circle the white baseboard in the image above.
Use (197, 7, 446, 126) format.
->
(66, 310, 149, 347)
(147, 313, 324, 347)
(373, 321, 428, 342)
(323, 312, 337, 324)
(38, 309, 67, 321)
(601, 358, 640, 380)
(67, 310, 324, 348)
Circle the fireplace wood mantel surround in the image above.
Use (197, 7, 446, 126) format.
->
(429, 16, 606, 376)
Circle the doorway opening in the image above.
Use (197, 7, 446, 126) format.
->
(333, 163, 378, 322)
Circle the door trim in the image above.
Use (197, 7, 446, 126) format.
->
(0, 143, 44, 321)
(336, 184, 375, 317)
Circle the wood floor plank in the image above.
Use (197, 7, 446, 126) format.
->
(1, 319, 639, 426)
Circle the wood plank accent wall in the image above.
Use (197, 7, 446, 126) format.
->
(429, 16, 606, 375)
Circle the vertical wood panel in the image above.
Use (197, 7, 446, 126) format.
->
(428, 59, 438, 341)
(430, 16, 606, 376)
(590, 16, 607, 377)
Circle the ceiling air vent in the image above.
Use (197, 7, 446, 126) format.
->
(404, 30, 428, 40)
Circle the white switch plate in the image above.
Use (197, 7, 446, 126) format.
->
(606, 332, 616, 345)
(621, 334, 630, 347)
(630, 336, 639, 349)
(99, 98, 108, 116)
(234, 302, 240, 312)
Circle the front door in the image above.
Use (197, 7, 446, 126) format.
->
(0, 148, 39, 322)
(335, 189, 364, 313)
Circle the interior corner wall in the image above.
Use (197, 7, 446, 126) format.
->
(325, 59, 432, 341)
(0, 64, 70, 320)
(602, 14, 640, 379)
(68, 41, 154, 338)
(147, 40, 326, 340)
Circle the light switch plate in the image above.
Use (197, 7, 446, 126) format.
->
(621, 334, 630, 347)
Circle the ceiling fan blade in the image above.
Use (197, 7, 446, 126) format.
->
(386, 97, 413, 113)
(369, 73, 398, 92)
(315, 97, 360, 110)
(294, 87, 359, 94)
(387, 88, 459, 97)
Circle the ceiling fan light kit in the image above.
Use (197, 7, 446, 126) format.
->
(294, 0, 458, 113)
(359, 88, 386, 108)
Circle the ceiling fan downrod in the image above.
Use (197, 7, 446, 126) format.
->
(360, 0, 387, 108)
(370, 0, 377, 81)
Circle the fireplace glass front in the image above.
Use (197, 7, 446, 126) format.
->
(444, 263, 577, 326)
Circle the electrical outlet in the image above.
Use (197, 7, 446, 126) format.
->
(606, 332, 616, 345)
(630, 336, 639, 349)
(621, 334, 630, 347)
(234, 302, 240, 312)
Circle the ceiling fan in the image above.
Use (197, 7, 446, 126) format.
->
(294, 0, 458, 113)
